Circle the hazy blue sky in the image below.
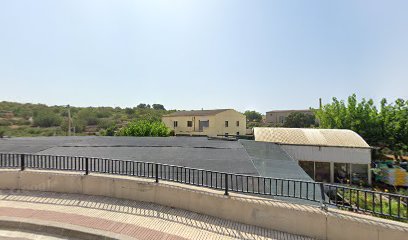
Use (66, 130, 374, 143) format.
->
(1, 0, 407, 113)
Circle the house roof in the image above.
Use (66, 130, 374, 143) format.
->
(266, 109, 312, 114)
(254, 127, 370, 148)
(162, 109, 231, 117)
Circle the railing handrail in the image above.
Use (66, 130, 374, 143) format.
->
(0, 152, 407, 222)
(0, 152, 321, 183)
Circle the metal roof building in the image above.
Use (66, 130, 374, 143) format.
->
(254, 128, 372, 185)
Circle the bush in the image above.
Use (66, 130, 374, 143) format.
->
(60, 118, 85, 133)
(0, 119, 12, 126)
(33, 110, 62, 127)
(97, 118, 115, 129)
(100, 125, 117, 136)
(116, 120, 170, 137)
(76, 109, 98, 125)
(0, 128, 5, 138)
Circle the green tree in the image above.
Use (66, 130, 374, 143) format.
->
(152, 104, 166, 110)
(116, 120, 170, 137)
(284, 112, 316, 128)
(244, 110, 262, 122)
(124, 107, 134, 115)
(315, 94, 408, 160)
(378, 98, 408, 160)
(136, 103, 149, 109)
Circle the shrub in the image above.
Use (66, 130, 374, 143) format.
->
(76, 109, 98, 125)
(0, 128, 5, 138)
(0, 119, 12, 126)
(33, 110, 62, 127)
(116, 120, 170, 137)
(97, 118, 115, 129)
(100, 125, 117, 136)
(60, 118, 85, 133)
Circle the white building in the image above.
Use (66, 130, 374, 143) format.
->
(254, 127, 372, 185)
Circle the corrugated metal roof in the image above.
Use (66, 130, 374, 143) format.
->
(162, 109, 231, 117)
(254, 127, 370, 148)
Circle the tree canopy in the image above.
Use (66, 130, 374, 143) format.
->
(283, 112, 316, 128)
(244, 110, 262, 122)
(315, 94, 408, 160)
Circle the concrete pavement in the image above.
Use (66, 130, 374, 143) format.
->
(0, 190, 313, 240)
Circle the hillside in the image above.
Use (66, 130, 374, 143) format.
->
(0, 101, 173, 137)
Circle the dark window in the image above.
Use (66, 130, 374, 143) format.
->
(236, 132, 239, 136)
(187, 121, 192, 127)
(351, 164, 368, 185)
(315, 162, 331, 183)
(225, 133, 228, 137)
(236, 121, 239, 127)
(173, 121, 178, 127)
(334, 163, 350, 184)
(299, 161, 314, 179)
(225, 121, 229, 127)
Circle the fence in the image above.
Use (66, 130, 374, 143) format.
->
(0, 152, 407, 222)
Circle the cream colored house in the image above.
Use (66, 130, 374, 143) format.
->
(162, 109, 246, 137)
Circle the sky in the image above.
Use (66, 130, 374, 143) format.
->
(0, 0, 407, 113)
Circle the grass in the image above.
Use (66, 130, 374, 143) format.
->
(332, 187, 408, 222)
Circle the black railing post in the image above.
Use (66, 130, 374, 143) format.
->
(224, 173, 229, 195)
(155, 163, 159, 183)
(85, 157, 89, 175)
(20, 154, 25, 171)
(319, 183, 327, 210)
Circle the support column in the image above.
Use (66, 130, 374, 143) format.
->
(367, 164, 372, 186)
(330, 162, 334, 183)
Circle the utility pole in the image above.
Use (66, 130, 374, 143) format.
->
(67, 105, 71, 136)
(319, 98, 322, 109)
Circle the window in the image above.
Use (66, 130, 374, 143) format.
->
(299, 161, 314, 179)
(315, 162, 331, 183)
(236, 132, 239, 136)
(225, 121, 229, 127)
(173, 121, 178, 127)
(187, 121, 192, 127)
(299, 161, 330, 182)
(225, 133, 228, 137)
(351, 164, 368, 185)
(279, 116, 286, 124)
(236, 121, 239, 127)
(334, 163, 350, 184)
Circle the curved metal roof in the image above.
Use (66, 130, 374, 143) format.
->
(254, 127, 370, 148)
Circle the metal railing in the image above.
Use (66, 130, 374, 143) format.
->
(0, 152, 407, 222)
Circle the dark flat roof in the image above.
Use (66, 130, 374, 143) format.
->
(0, 136, 320, 205)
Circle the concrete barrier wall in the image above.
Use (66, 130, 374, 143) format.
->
(0, 170, 407, 240)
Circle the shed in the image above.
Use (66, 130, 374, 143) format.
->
(254, 128, 372, 185)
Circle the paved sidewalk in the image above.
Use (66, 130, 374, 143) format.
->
(0, 190, 313, 240)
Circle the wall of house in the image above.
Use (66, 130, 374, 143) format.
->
(162, 115, 215, 135)
(213, 110, 246, 136)
(162, 110, 246, 137)
(265, 110, 313, 125)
